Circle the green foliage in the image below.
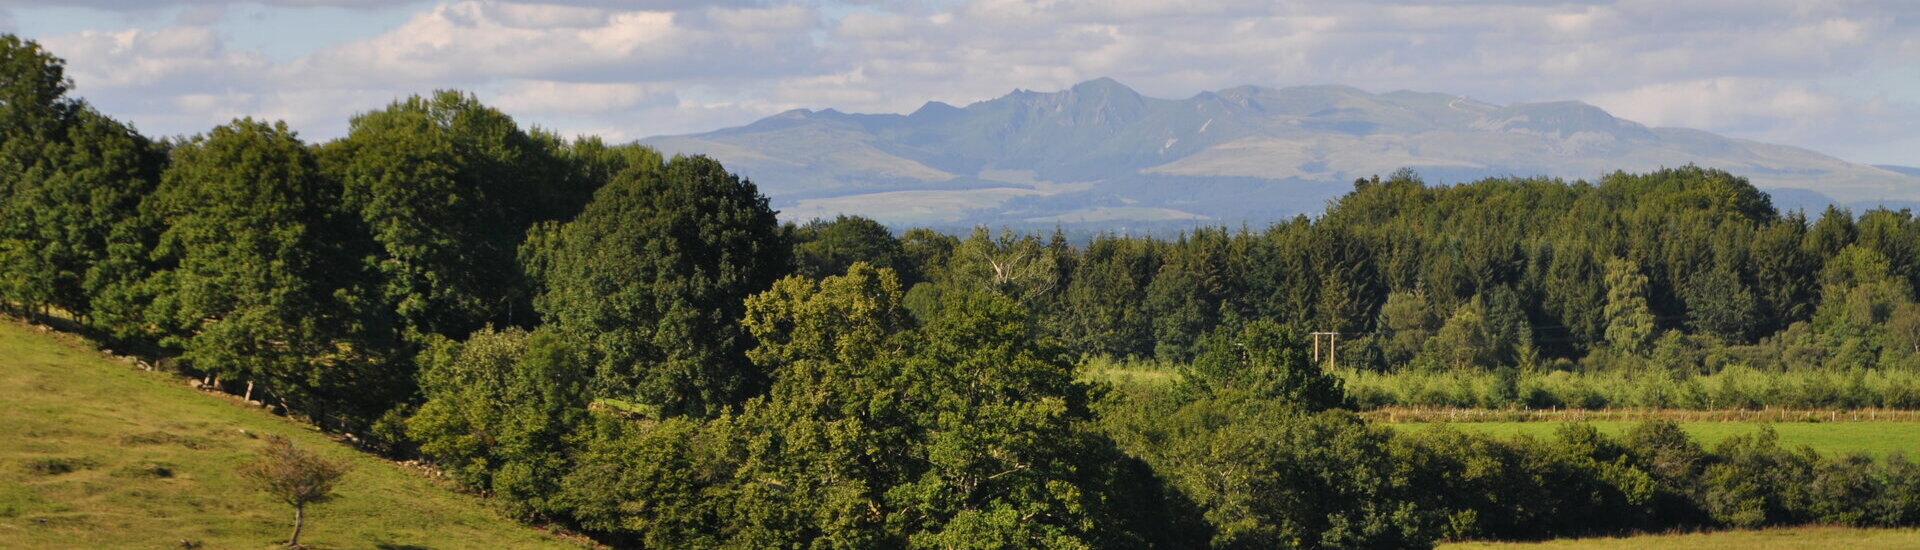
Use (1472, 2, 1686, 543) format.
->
(407, 328, 589, 518)
(10, 42, 1920, 549)
(1057, 234, 1159, 357)
(790, 215, 911, 281)
(238, 436, 350, 547)
(0, 37, 164, 329)
(1424, 296, 1499, 370)
(1183, 320, 1349, 411)
(141, 118, 395, 424)
(1101, 387, 1434, 549)
(945, 227, 1063, 305)
(1378, 289, 1440, 367)
(1701, 428, 1817, 527)
(1343, 363, 1920, 411)
(532, 155, 788, 416)
(0, 106, 162, 322)
(554, 267, 1201, 547)
(328, 90, 569, 338)
(1604, 259, 1658, 356)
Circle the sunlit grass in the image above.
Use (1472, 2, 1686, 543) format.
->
(1441, 526, 1920, 549)
(0, 318, 587, 550)
(1392, 420, 1920, 457)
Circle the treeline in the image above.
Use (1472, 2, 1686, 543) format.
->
(1, 34, 676, 428)
(1097, 334, 1920, 544)
(12, 33, 1920, 548)
(852, 168, 1920, 373)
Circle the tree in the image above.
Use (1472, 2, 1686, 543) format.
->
(327, 90, 563, 338)
(1538, 242, 1606, 354)
(408, 328, 589, 518)
(0, 36, 163, 322)
(1057, 235, 1157, 357)
(1377, 289, 1440, 368)
(946, 227, 1061, 304)
(1682, 259, 1759, 343)
(0, 104, 161, 323)
(533, 155, 788, 415)
(1812, 246, 1913, 366)
(560, 268, 1202, 547)
(899, 227, 959, 285)
(790, 215, 909, 281)
(142, 119, 390, 423)
(238, 436, 349, 548)
(1604, 258, 1658, 356)
(1100, 392, 1434, 549)
(1184, 320, 1348, 411)
(1425, 297, 1498, 370)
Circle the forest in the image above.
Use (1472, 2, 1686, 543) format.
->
(9, 34, 1920, 548)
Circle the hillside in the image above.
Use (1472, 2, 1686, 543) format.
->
(0, 318, 586, 550)
(644, 78, 1920, 228)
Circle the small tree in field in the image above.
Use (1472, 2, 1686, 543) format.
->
(238, 436, 349, 548)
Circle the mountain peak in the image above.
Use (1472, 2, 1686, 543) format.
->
(644, 81, 1918, 228)
(1070, 77, 1136, 94)
(1475, 100, 1653, 141)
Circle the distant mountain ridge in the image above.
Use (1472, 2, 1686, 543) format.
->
(643, 78, 1920, 228)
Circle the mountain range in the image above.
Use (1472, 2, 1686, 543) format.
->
(643, 78, 1920, 230)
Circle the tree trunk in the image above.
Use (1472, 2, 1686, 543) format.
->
(289, 503, 304, 547)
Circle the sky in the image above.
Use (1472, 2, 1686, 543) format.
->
(3, 0, 1917, 166)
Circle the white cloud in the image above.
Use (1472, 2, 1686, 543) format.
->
(6, 0, 395, 7)
(285, 1, 822, 86)
(8, 0, 1918, 164)
(40, 26, 267, 90)
(488, 79, 675, 116)
(1589, 78, 1846, 133)
(1588, 77, 1917, 153)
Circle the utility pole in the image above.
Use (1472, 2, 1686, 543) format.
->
(1308, 332, 1338, 368)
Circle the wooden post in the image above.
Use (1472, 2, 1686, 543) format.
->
(1329, 333, 1337, 367)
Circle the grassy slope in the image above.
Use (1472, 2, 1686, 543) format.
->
(1397, 421, 1920, 456)
(0, 319, 585, 550)
(1440, 526, 1920, 549)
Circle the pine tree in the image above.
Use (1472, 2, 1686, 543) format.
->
(1603, 258, 1658, 356)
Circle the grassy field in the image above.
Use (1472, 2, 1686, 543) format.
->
(1395, 420, 1920, 456)
(1081, 362, 1920, 456)
(0, 318, 587, 550)
(1440, 526, 1920, 549)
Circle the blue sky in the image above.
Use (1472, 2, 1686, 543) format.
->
(3, 0, 1916, 166)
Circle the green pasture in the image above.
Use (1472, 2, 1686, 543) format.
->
(0, 319, 585, 550)
(1441, 526, 1920, 549)
(1396, 420, 1920, 457)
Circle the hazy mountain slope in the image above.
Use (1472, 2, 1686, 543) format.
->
(643, 79, 1920, 228)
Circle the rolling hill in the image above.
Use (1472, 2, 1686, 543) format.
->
(644, 78, 1920, 229)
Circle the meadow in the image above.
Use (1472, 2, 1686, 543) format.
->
(1439, 526, 1920, 549)
(0, 318, 586, 550)
(1392, 420, 1920, 457)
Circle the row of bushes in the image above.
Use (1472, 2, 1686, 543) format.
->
(1341, 364, 1920, 410)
